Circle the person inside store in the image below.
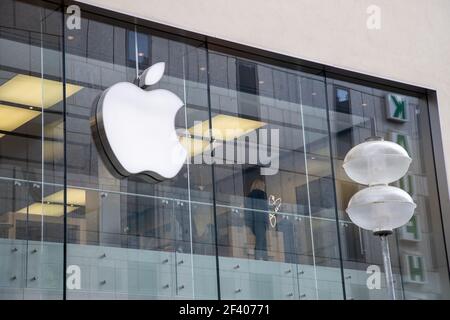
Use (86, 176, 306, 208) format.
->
(244, 178, 269, 260)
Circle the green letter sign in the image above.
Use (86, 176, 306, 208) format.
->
(386, 94, 408, 122)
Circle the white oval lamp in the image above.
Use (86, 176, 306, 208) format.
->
(346, 185, 416, 235)
(342, 133, 416, 300)
(343, 139, 411, 186)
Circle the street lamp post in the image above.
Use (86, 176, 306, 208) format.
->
(343, 136, 416, 300)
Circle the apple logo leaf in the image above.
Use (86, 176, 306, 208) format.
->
(139, 62, 165, 87)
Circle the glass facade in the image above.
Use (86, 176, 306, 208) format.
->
(0, 0, 449, 299)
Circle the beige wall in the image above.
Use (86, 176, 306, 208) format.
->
(77, 0, 450, 195)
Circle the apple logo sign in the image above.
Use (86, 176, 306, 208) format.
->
(92, 62, 187, 181)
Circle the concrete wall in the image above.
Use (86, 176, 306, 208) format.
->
(75, 0, 450, 194)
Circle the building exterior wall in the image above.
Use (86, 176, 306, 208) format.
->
(77, 0, 450, 194)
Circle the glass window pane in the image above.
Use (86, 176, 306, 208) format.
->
(208, 51, 343, 300)
(327, 77, 450, 299)
(0, 0, 64, 299)
(64, 12, 217, 299)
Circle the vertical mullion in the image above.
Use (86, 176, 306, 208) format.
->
(205, 42, 221, 300)
(323, 72, 347, 300)
(60, 0, 68, 301)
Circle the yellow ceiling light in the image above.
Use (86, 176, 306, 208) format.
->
(17, 188, 86, 217)
(179, 136, 210, 157)
(0, 104, 40, 138)
(187, 114, 266, 142)
(44, 188, 86, 206)
(17, 203, 78, 217)
(0, 74, 82, 139)
(0, 74, 82, 108)
(179, 115, 265, 157)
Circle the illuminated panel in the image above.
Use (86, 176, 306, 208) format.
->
(179, 136, 210, 157)
(180, 115, 266, 157)
(0, 74, 83, 138)
(17, 188, 86, 217)
(0, 74, 82, 108)
(44, 188, 86, 206)
(0, 104, 40, 138)
(17, 203, 78, 217)
(188, 114, 266, 141)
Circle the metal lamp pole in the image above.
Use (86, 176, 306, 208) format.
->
(376, 231, 395, 300)
(368, 122, 396, 300)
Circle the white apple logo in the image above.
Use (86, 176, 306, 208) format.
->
(94, 62, 187, 181)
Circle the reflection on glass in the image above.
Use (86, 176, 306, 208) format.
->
(328, 78, 450, 299)
(209, 52, 342, 299)
(0, 0, 65, 299)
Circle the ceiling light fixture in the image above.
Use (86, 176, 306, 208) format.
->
(179, 136, 210, 157)
(179, 115, 266, 157)
(0, 74, 83, 138)
(17, 188, 86, 217)
(187, 114, 266, 142)
(0, 104, 40, 138)
(0, 74, 82, 108)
